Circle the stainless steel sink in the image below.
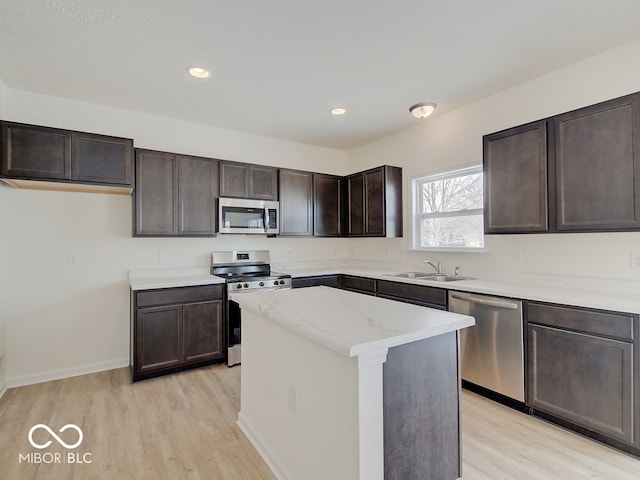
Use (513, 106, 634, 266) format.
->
(383, 271, 433, 279)
(420, 274, 472, 282)
(383, 272, 473, 282)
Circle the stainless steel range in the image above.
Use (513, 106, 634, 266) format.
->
(211, 250, 291, 366)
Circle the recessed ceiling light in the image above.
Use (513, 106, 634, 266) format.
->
(330, 107, 347, 116)
(187, 66, 210, 79)
(409, 102, 437, 119)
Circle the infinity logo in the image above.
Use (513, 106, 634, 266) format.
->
(28, 424, 83, 450)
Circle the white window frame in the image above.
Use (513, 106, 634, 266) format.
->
(412, 165, 485, 251)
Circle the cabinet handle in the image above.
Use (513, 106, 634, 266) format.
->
(450, 292, 520, 310)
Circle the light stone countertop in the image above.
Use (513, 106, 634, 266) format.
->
(128, 267, 225, 291)
(232, 286, 475, 357)
(128, 263, 640, 314)
(276, 264, 640, 315)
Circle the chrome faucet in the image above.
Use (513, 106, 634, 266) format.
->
(423, 259, 442, 274)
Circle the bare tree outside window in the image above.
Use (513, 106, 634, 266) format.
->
(413, 167, 484, 249)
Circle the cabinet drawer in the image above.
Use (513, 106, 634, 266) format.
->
(292, 275, 340, 289)
(528, 302, 634, 341)
(136, 285, 223, 308)
(340, 275, 376, 295)
(377, 280, 447, 308)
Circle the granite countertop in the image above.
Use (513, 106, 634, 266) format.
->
(232, 286, 475, 357)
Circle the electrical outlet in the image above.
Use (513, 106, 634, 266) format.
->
(158, 251, 168, 263)
(67, 253, 80, 266)
(511, 250, 523, 265)
(631, 252, 640, 271)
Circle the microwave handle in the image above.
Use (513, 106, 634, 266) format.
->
(263, 207, 269, 234)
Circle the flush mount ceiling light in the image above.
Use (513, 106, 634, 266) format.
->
(330, 107, 347, 116)
(409, 102, 437, 119)
(187, 66, 210, 79)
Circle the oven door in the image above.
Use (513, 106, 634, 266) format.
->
(218, 197, 279, 235)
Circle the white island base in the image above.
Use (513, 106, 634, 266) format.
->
(235, 287, 474, 480)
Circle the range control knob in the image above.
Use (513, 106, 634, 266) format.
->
(259, 281, 264, 287)
(236, 284, 243, 289)
(279, 280, 285, 285)
(273, 280, 279, 286)
(243, 283, 249, 289)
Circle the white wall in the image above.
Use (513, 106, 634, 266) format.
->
(347, 38, 640, 283)
(0, 77, 7, 396)
(1, 89, 349, 386)
(4, 38, 640, 387)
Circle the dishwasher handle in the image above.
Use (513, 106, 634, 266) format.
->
(449, 292, 520, 310)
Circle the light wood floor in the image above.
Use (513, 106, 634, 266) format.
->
(0, 365, 638, 480)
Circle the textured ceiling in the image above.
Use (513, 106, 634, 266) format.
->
(1, 0, 640, 150)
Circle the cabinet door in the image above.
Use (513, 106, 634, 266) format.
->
(134, 150, 178, 235)
(183, 300, 225, 363)
(219, 161, 249, 197)
(313, 173, 343, 236)
(346, 173, 364, 236)
(527, 323, 634, 444)
(555, 94, 640, 231)
(1, 122, 71, 180)
(279, 169, 313, 236)
(178, 155, 218, 236)
(382, 165, 403, 238)
(248, 164, 278, 200)
(483, 120, 548, 233)
(71, 132, 133, 186)
(135, 305, 183, 374)
(364, 167, 385, 236)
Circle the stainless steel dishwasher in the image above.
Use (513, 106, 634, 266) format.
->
(448, 291, 524, 402)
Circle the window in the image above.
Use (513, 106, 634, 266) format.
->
(413, 166, 484, 249)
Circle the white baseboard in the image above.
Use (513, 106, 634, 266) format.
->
(6, 357, 130, 388)
(0, 379, 7, 400)
(237, 411, 293, 480)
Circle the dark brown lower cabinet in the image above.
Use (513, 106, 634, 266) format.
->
(376, 280, 447, 310)
(132, 285, 225, 381)
(384, 332, 460, 480)
(291, 275, 340, 289)
(527, 302, 639, 453)
(339, 275, 376, 295)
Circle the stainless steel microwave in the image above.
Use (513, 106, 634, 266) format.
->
(218, 197, 279, 235)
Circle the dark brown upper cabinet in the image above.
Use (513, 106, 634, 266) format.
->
(134, 149, 218, 236)
(554, 93, 640, 231)
(483, 91, 640, 233)
(484, 120, 549, 233)
(219, 160, 278, 200)
(279, 170, 344, 237)
(279, 169, 313, 236)
(1, 121, 133, 189)
(347, 165, 402, 237)
(313, 173, 343, 237)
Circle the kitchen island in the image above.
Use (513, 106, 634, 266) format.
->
(234, 286, 474, 480)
